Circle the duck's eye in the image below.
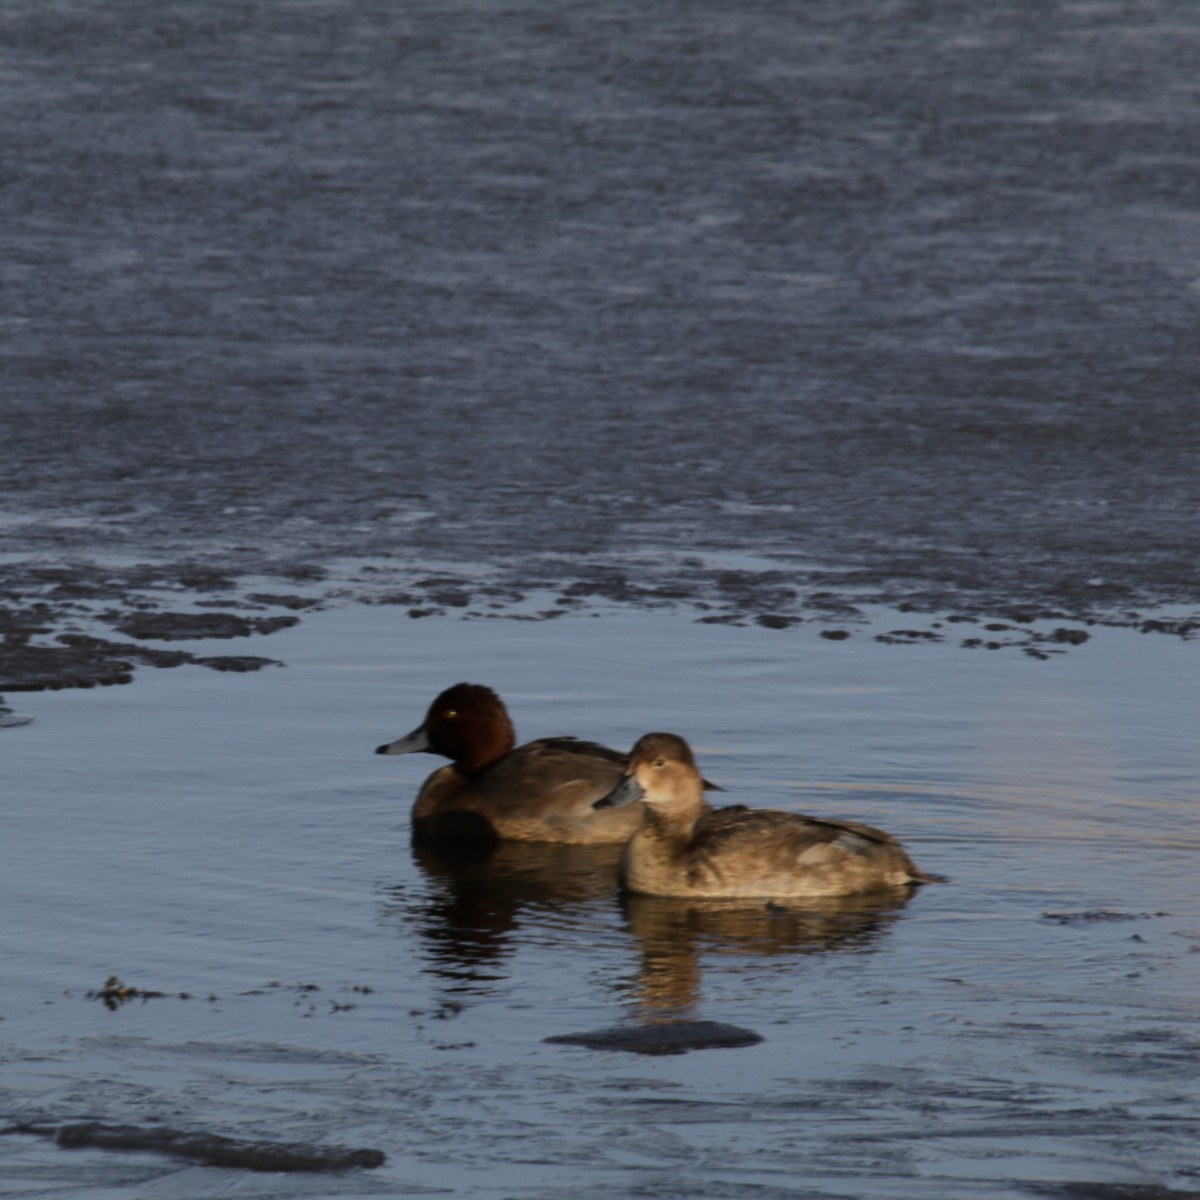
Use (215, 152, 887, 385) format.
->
(443, 709, 458, 720)
(652, 757, 666, 768)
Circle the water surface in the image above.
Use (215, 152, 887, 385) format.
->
(3, 606, 1198, 1197)
(3, 2, 1200, 1193)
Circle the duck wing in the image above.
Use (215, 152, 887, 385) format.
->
(702, 807, 903, 852)
(529, 737, 629, 768)
(480, 738, 626, 802)
(686, 807, 926, 895)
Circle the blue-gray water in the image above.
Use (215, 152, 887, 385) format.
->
(4, 608, 1199, 1197)
(3, 2, 1200, 1196)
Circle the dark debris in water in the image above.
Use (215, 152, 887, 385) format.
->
(756, 613, 799, 630)
(86, 976, 195, 1011)
(1042, 910, 1169, 926)
(195, 654, 282, 673)
(87, 975, 378, 1015)
(876, 629, 944, 645)
(961, 624, 1094, 659)
(246, 593, 324, 611)
(545, 1020, 763, 1056)
(7, 1121, 384, 1173)
(1139, 617, 1199, 638)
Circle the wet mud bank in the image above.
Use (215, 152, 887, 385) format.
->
(0, 563, 322, 698)
(2, 551, 1197, 703)
(4, 1, 1200, 701)
(0, 592, 298, 696)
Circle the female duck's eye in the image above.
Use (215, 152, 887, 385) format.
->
(444, 709, 458, 720)
(652, 757, 665, 768)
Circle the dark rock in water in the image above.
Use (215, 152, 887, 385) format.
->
(11, 1122, 384, 1172)
(544, 1020, 763, 1056)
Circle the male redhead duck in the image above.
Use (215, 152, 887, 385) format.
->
(594, 733, 935, 899)
(375, 683, 644, 845)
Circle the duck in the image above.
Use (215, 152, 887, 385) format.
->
(593, 732, 935, 899)
(375, 683, 644, 845)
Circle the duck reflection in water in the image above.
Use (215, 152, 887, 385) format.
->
(620, 889, 917, 1017)
(385, 840, 917, 1020)
(381, 840, 625, 993)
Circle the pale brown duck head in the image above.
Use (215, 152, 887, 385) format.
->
(594, 731, 706, 816)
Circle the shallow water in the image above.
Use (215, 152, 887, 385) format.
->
(3, 605, 1198, 1198)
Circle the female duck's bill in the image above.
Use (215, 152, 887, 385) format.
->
(595, 732, 936, 900)
(374, 683, 644, 846)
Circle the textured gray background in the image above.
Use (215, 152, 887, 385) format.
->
(4, 0, 1199, 645)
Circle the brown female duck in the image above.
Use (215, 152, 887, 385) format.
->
(594, 732, 934, 899)
(375, 683, 644, 844)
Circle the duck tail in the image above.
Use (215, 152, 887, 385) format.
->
(908, 864, 947, 885)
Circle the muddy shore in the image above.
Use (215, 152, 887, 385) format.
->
(4, 0, 1200, 699)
